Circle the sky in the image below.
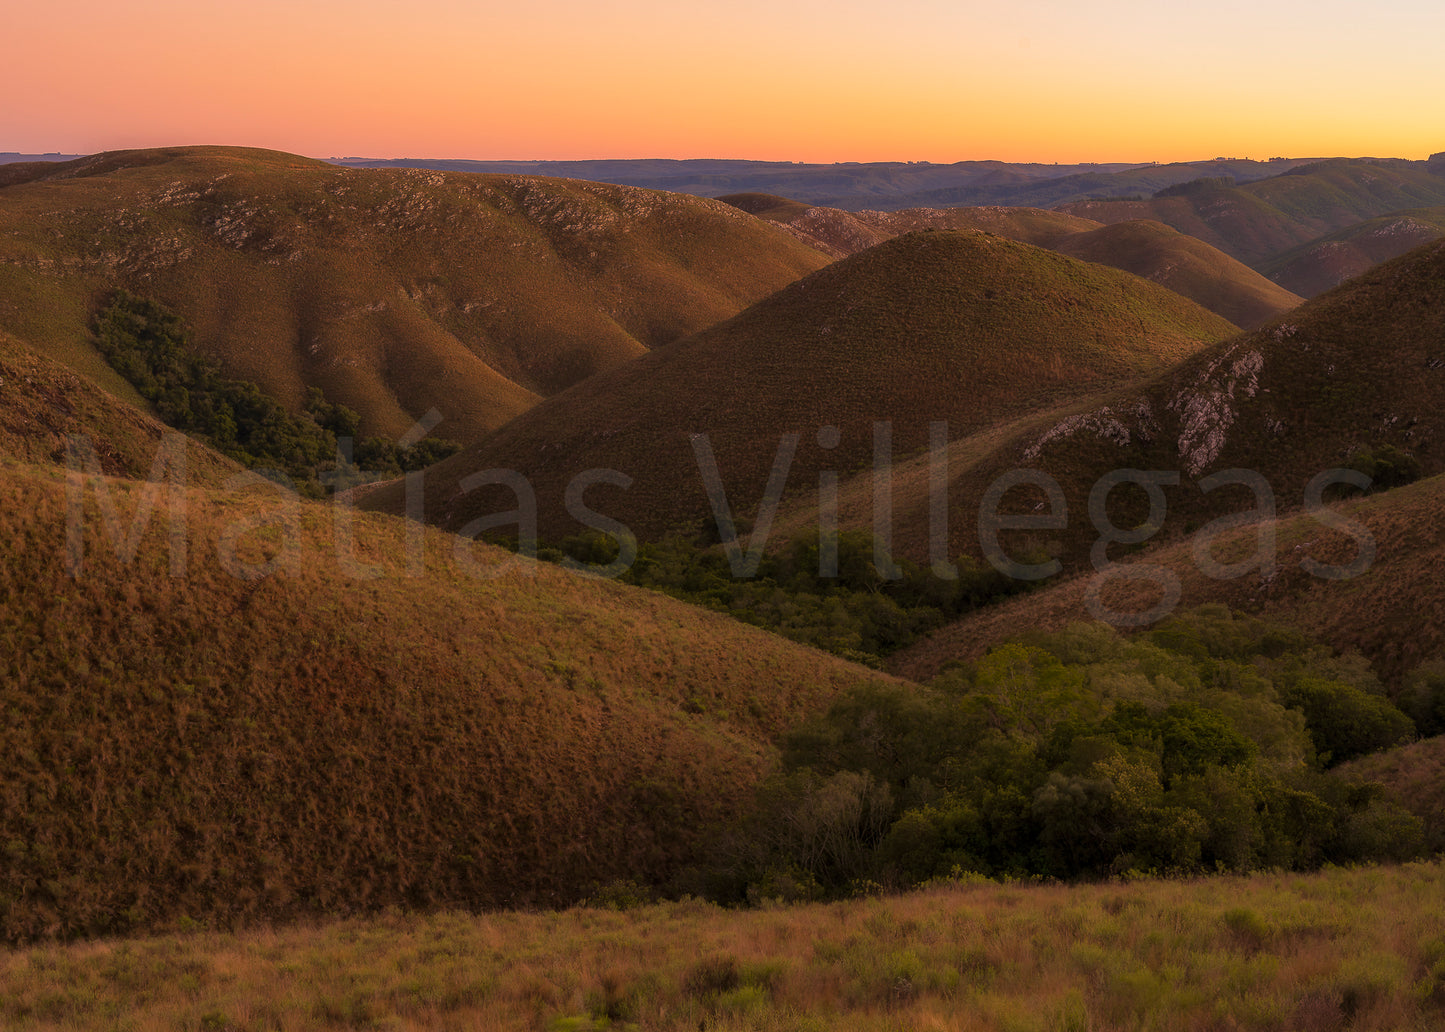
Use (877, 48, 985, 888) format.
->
(6, 0, 1442, 163)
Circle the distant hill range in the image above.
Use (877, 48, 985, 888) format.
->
(1059, 158, 1445, 283)
(0, 152, 83, 164)
(330, 155, 1328, 210)
(332, 153, 1445, 297)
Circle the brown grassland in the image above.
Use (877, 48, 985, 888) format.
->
(888, 472, 1445, 687)
(0, 458, 890, 942)
(0, 862, 1441, 1030)
(720, 197, 1300, 329)
(3, 150, 1445, 1032)
(376, 230, 1237, 541)
(0, 147, 829, 441)
(0, 330, 237, 485)
(1060, 159, 1445, 269)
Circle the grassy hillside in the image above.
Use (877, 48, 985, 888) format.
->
(0, 459, 890, 943)
(722, 197, 1298, 327)
(1053, 219, 1305, 329)
(0, 146, 829, 441)
(0, 329, 236, 484)
(1340, 737, 1445, 849)
(1264, 208, 1445, 296)
(371, 230, 1237, 541)
(3, 862, 1442, 1031)
(1059, 159, 1445, 269)
(888, 472, 1445, 686)
(828, 235, 1445, 587)
(856, 205, 1104, 248)
(717, 193, 893, 259)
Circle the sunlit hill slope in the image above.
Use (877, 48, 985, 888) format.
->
(369, 230, 1238, 541)
(0, 146, 829, 443)
(0, 460, 889, 943)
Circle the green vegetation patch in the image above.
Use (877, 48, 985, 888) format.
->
(92, 291, 460, 490)
(543, 530, 1048, 666)
(719, 606, 1424, 899)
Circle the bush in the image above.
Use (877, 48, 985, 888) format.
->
(1400, 662, 1445, 737)
(729, 609, 1426, 894)
(1281, 677, 1416, 765)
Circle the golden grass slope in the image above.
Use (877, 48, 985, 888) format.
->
(721, 196, 1299, 327)
(1053, 219, 1305, 329)
(0, 146, 830, 441)
(4, 862, 1443, 1031)
(0, 459, 889, 943)
(372, 230, 1237, 541)
(1060, 159, 1445, 269)
(1264, 208, 1445, 297)
(0, 329, 236, 484)
(846, 235, 1445, 578)
(888, 472, 1445, 686)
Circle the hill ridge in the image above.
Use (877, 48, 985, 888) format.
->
(0, 145, 831, 442)
(366, 229, 1238, 540)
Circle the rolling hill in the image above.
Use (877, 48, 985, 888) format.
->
(1052, 219, 1305, 329)
(365, 230, 1238, 541)
(0, 458, 891, 943)
(721, 197, 1300, 328)
(0, 329, 236, 485)
(887, 471, 1445, 686)
(877, 234, 1445, 570)
(0, 146, 830, 443)
(1263, 208, 1445, 297)
(1060, 159, 1445, 269)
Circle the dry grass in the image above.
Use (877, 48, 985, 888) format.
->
(0, 145, 830, 442)
(377, 230, 1235, 541)
(0, 330, 236, 484)
(1053, 219, 1304, 329)
(1060, 159, 1445, 268)
(0, 459, 891, 942)
(888, 472, 1445, 687)
(0, 862, 1441, 1030)
(1263, 207, 1445, 297)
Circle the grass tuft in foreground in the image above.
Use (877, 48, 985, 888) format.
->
(0, 862, 1441, 1030)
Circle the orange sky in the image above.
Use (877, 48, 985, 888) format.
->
(6, 0, 1442, 162)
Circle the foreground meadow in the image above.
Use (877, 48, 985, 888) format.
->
(1, 862, 1442, 1032)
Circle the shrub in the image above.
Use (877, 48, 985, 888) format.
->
(1281, 678, 1416, 765)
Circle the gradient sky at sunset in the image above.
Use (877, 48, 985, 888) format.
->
(7, 0, 1442, 162)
